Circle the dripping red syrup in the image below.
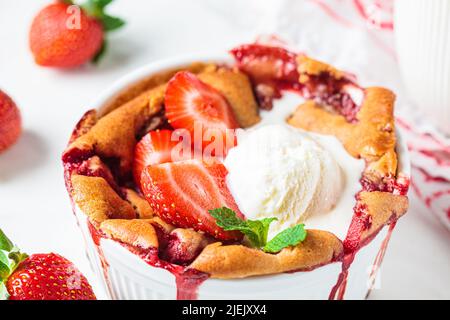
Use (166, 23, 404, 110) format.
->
(87, 221, 208, 300)
(127, 245, 209, 300)
(329, 175, 409, 300)
(329, 216, 398, 300)
(365, 222, 396, 298)
(87, 222, 117, 299)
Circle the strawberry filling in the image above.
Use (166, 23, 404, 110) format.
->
(230, 43, 362, 122)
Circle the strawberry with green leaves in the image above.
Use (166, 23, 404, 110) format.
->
(29, 0, 125, 68)
(0, 229, 96, 300)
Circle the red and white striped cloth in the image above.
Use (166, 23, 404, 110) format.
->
(256, 0, 450, 231)
(319, 0, 450, 231)
(397, 118, 450, 231)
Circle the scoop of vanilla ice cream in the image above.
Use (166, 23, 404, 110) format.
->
(224, 124, 344, 238)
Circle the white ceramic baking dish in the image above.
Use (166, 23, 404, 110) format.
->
(69, 54, 410, 300)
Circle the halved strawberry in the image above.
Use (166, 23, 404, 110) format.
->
(230, 44, 299, 83)
(133, 130, 182, 187)
(141, 160, 244, 241)
(164, 71, 239, 157)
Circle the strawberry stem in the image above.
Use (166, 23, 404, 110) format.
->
(79, 0, 125, 64)
(0, 229, 28, 300)
(81, 0, 125, 32)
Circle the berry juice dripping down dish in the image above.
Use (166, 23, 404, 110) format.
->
(87, 221, 209, 300)
(328, 221, 398, 300)
(87, 222, 117, 299)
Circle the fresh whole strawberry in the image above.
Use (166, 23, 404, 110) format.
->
(0, 90, 21, 153)
(0, 229, 96, 300)
(29, 0, 125, 68)
(141, 160, 244, 241)
(164, 71, 240, 157)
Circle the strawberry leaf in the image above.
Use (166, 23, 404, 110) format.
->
(92, 39, 107, 63)
(91, 0, 113, 9)
(101, 14, 125, 31)
(263, 224, 307, 253)
(0, 229, 13, 252)
(0, 251, 9, 269)
(8, 251, 28, 271)
(0, 229, 27, 275)
(0, 260, 10, 281)
(82, 0, 125, 32)
(0, 282, 9, 300)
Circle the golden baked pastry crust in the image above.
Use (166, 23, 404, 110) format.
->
(71, 174, 136, 225)
(198, 66, 261, 128)
(287, 87, 398, 177)
(64, 57, 408, 279)
(100, 219, 160, 250)
(358, 191, 408, 240)
(190, 230, 343, 279)
(297, 55, 345, 83)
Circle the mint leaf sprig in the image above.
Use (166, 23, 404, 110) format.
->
(209, 207, 307, 253)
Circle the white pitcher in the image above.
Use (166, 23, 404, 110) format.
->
(394, 0, 450, 135)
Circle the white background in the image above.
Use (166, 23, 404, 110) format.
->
(0, 0, 449, 299)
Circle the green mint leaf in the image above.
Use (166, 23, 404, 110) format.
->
(0, 229, 14, 252)
(0, 282, 9, 300)
(209, 207, 277, 247)
(101, 14, 125, 32)
(263, 224, 307, 253)
(245, 218, 277, 247)
(209, 207, 246, 229)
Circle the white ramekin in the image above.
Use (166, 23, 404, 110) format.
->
(70, 54, 411, 300)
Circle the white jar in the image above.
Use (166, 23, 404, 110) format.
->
(394, 0, 450, 135)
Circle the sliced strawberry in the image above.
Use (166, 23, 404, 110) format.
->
(230, 44, 299, 83)
(141, 160, 244, 241)
(164, 71, 239, 157)
(133, 130, 183, 187)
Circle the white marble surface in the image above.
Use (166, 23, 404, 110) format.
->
(0, 0, 449, 300)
